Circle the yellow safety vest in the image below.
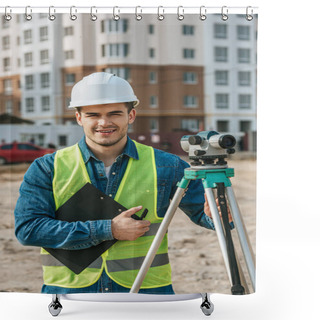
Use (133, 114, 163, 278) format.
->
(41, 141, 171, 289)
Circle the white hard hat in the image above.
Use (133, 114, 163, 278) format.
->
(68, 72, 139, 108)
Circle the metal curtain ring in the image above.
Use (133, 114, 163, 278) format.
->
(4, 6, 12, 21)
(90, 6, 98, 21)
(70, 6, 77, 21)
(49, 6, 56, 21)
(246, 6, 254, 21)
(113, 6, 120, 21)
(158, 6, 164, 21)
(200, 6, 207, 21)
(25, 6, 32, 21)
(177, 6, 184, 21)
(221, 6, 228, 21)
(135, 6, 142, 21)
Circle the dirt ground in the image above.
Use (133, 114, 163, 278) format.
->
(0, 156, 256, 294)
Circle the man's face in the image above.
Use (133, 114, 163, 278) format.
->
(75, 103, 136, 149)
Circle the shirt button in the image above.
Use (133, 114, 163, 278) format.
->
(112, 172, 116, 175)
(109, 194, 112, 197)
(105, 288, 109, 291)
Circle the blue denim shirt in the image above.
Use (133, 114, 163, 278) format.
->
(15, 136, 214, 251)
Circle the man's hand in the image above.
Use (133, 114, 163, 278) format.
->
(204, 193, 233, 223)
(111, 206, 151, 241)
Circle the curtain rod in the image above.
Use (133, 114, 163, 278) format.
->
(0, 6, 259, 15)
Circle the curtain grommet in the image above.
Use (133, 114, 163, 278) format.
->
(25, 6, 32, 21)
(200, 6, 207, 21)
(70, 6, 77, 21)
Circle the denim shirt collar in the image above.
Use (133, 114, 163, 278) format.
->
(78, 135, 139, 164)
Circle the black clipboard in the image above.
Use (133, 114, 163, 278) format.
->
(44, 183, 128, 275)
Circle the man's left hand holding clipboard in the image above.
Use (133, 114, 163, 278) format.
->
(44, 183, 149, 274)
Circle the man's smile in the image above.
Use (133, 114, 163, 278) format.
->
(95, 128, 117, 135)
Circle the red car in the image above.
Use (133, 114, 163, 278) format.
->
(0, 142, 55, 165)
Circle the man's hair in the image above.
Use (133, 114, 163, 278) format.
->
(75, 102, 134, 114)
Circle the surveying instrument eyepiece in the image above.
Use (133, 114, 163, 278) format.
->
(129, 131, 255, 316)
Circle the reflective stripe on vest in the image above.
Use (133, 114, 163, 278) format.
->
(41, 141, 171, 289)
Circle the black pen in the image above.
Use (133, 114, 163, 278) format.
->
(131, 208, 148, 220)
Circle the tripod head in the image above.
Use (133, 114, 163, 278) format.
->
(180, 131, 236, 167)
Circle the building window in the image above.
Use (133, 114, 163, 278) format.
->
(108, 19, 129, 33)
(65, 73, 76, 85)
(148, 25, 154, 34)
(182, 25, 194, 35)
(150, 96, 158, 108)
(107, 43, 129, 57)
(239, 94, 252, 109)
(5, 100, 13, 114)
(149, 71, 157, 83)
(215, 71, 229, 86)
(3, 57, 10, 71)
(58, 135, 68, 147)
(24, 29, 32, 44)
(238, 48, 250, 63)
(100, 20, 105, 33)
(214, 24, 227, 39)
(240, 120, 251, 132)
(2, 36, 10, 50)
(181, 119, 199, 132)
(25, 75, 34, 90)
(216, 94, 229, 109)
(238, 71, 251, 86)
(149, 48, 155, 58)
(215, 47, 228, 62)
(183, 96, 198, 107)
(217, 120, 229, 132)
(183, 72, 197, 84)
(41, 96, 50, 111)
(24, 52, 33, 67)
(40, 73, 50, 88)
(64, 50, 74, 60)
(150, 119, 159, 133)
(40, 50, 49, 64)
(64, 26, 74, 36)
(40, 26, 48, 41)
(4, 79, 12, 95)
(105, 67, 131, 81)
(183, 49, 195, 59)
(101, 44, 106, 57)
(26, 97, 35, 113)
(237, 26, 250, 40)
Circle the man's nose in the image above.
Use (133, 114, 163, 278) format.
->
(98, 117, 111, 126)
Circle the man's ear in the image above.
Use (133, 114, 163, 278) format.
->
(128, 108, 136, 124)
(75, 111, 83, 126)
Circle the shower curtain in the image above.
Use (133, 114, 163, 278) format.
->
(0, 8, 257, 297)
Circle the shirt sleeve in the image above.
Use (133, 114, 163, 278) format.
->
(14, 155, 114, 250)
(172, 157, 215, 230)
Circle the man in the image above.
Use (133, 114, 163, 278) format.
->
(14, 72, 216, 294)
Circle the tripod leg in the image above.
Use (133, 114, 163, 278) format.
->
(226, 186, 256, 291)
(130, 180, 190, 293)
(217, 183, 244, 295)
(200, 293, 214, 316)
(204, 188, 232, 285)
